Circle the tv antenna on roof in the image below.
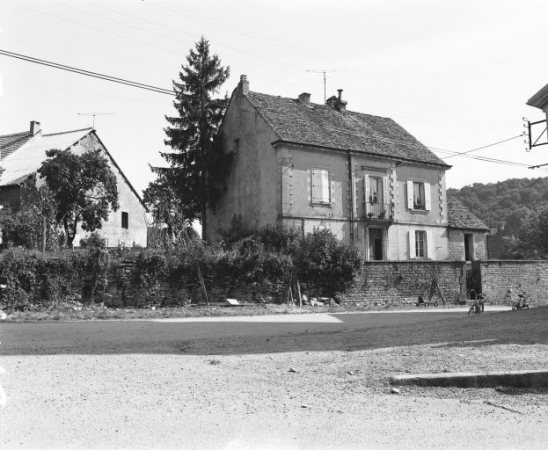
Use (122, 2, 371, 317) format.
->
(306, 70, 343, 104)
(77, 112, 116, 129)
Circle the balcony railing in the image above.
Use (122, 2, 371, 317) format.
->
(365, 202, 393, 221)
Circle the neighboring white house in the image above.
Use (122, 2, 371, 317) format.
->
(0, 121, 148, 247)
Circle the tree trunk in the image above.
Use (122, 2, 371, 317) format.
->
(201, 171, 207, 242)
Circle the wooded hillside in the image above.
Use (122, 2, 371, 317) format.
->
(447, 177, 548, 234)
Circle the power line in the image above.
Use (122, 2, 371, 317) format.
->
(317, 125, 548, 172)
(149, 2, 330, 64)
(440, 135, 523, 160)
(2, 48, 538, 173)
(9, 0, 306, 78)
(0, 49, 175, 95)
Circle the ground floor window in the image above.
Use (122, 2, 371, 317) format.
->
(415, 230, 426, 258)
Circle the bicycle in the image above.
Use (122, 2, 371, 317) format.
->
(512, 292, 529, 310)
(468, 292, 485, 315)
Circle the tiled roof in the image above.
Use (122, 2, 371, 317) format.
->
(245, 91, 449, 166)
(0, 128, 92, 186)
(527, 82, 548, 110)
(0, 131, 33, 159)
(447, 196, 489, 231)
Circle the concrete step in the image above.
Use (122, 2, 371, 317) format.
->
(390, 369, 548, 388)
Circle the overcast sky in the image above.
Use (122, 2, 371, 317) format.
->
(1, 0, 548, 195)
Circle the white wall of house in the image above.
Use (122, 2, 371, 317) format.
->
(69, 133, 148, 247)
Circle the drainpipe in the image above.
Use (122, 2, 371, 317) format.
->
(347, 150, 354, 246)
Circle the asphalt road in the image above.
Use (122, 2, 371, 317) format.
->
(1, 309, 547, 450)
(0, 308, 524, 357)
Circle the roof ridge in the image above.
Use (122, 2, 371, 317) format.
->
(0, 131, 31, 140)
(247, 90, 392, 120)
(42, 127, 93, 137)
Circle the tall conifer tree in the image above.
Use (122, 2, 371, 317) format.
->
(151, 37, 230, 240)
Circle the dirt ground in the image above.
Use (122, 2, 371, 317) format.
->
(1, 309, 548, 449)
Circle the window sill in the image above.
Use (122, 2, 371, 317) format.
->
(311, 202, 333, 207)
(410, 209, 429, 215)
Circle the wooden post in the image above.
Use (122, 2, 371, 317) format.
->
(197, 263, 209, 306)
(294, 274, 303, 308)
(42, 215, 47, 259)
(286, 271, 294, 305)
(435, 278, 447, 305)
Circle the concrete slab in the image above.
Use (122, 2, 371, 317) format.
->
(390, 369, 548, 388)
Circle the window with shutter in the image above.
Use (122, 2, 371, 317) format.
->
(415, 230, 426, 258)
(408, 181, 430, 211)
(311, 168, 331, 204)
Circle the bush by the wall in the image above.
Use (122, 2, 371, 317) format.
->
(294, 228, 363, 297)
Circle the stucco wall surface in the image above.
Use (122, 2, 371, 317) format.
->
(71, 133, 148, 247)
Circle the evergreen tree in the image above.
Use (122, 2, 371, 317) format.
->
(150, 37, 230, 240)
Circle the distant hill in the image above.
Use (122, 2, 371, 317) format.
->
(447, 177, 548, 235)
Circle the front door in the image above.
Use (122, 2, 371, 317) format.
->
(369, 228, 383, 260)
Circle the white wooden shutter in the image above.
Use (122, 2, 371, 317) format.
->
(382, 177, 388, 208)
(364, 174, 370, 215)
(408, 230, 416, 259)
(426, 231, 433, 259)
(312, 169, 321, 203)
(325, 171, 331, 203)
(407, 180, 414, 209)
(424, 182, 431, 211)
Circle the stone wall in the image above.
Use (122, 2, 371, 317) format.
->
(448, 229, 488, 261)
(481, 260, 548, 307)
(340, 261, 464, 305)
(43, 258, 548, 309)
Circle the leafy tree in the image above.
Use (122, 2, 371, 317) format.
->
(143, 176, 194, 245)
(0, 177, 59, 250)
(503, 206, 548, 259)
(448, 177, 548, 234)
(151, 36, 231, 241)
(38, 149, 119, 247)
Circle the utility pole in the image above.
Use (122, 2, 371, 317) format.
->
(77, 113, 116, 129)
(306, 70, 341, 104)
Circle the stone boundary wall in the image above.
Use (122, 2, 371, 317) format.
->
(481, 260, 548, 308)
(30, 258, 548, 308)
(340, 261, 464, 306)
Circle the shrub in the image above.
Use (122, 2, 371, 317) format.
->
(294, 228, 362, 297)
(256, 223, 301, 255)
(80, 232, 106, 248)
(133, 250, 167, 288)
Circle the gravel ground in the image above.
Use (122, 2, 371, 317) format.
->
(1, 340, 547, 450)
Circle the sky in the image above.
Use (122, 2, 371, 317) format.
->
(1, 0, 548, 196)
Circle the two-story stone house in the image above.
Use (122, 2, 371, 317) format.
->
(206, 76, 487, 261)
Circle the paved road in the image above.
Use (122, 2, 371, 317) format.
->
(2, 309, 547, 450)
(0, 308, 513, 356)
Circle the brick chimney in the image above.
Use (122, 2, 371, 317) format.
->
(298, 92, 311, 105)
(239, 74, 249, 95)
(30, 120, 41, 135)
(336, 89, 347, 112)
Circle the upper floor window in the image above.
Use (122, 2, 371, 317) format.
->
(121, 211, 129, 229)
(407, 180, 431, 211)
(312, 168, 331, 204)
(413, 182, 425, 209)
(368, 176, 383, 204)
